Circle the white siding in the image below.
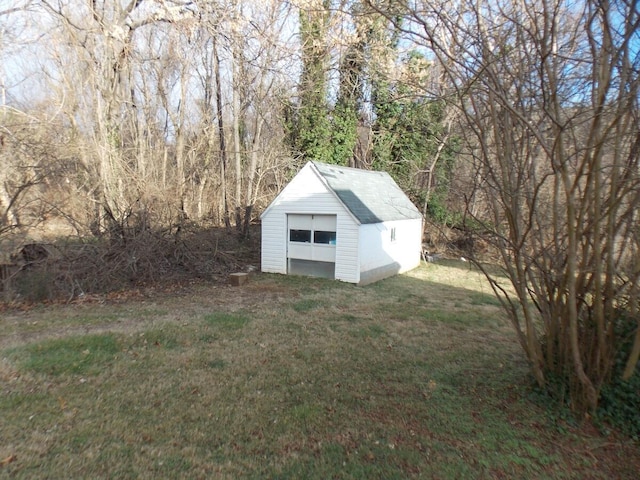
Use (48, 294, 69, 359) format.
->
(393, 218, 423, 271)
(261, 211, 287, 274)
(358, 218, 422, 285)
(261, 163, 360, 283)
(334, 213, 359, 283)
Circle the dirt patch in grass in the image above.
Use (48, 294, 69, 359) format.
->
(1, 264, 638, 478)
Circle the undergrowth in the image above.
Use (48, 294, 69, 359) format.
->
(598, 314, 640, 439)
(533, 310, 640, 438)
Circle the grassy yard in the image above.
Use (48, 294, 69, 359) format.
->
(1, 262, 638, 479)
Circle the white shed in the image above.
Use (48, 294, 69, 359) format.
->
(260, 161, 423, 285)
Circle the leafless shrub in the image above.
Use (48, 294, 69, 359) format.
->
(369, 0, 640, 413)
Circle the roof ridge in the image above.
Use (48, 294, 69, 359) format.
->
(311, 161, 387, 176)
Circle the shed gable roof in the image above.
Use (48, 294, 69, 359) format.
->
(311, 162, 422, 224)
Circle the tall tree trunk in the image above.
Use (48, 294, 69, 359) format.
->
(232, 48, 243, 231)
(242, 115, 264, 238)
(213, 36, 231, 229)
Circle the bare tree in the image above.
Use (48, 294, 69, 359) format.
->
(39, 0, 198, 234)
(0, 109, 51, 233)
(369, 0, 640, 412)
(0, 0, 47, 234)
(197, 0, 296, 233)
(235, 0, 296, 237)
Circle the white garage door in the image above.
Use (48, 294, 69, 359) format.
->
(287, 214, 336, 263)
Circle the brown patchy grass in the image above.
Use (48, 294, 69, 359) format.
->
(1, 263, 638, 479)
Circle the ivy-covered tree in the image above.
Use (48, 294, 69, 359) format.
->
(331, 24, 366, 166)
(371, 50, 458, 222)
(292, 0, 333, 163)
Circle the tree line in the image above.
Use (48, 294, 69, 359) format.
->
(1, 0, 638, 418)
(0, 0, 457, 237)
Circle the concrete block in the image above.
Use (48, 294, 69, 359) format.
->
(229, 272, 249, 286)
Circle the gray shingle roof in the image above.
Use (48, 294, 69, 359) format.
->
(312, 162, 422, 224)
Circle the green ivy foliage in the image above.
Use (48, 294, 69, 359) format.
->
(598, 312, 640, 438)
(290, 2, 334, 164)
(371, 60, 459, 222)
(330, 103, 358, 166)
(297, 102, 334, 164)
(535, 309, 640, 438)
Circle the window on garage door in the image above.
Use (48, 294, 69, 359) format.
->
(289, 229, 311, 243)
(313, 230, 336, 244)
